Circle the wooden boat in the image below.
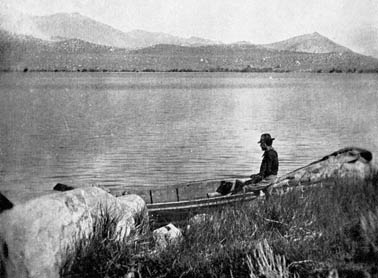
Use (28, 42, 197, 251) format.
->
(109, 178, 264, 227)
(146, 180, 264, 227)
(110, 147, 376, 227)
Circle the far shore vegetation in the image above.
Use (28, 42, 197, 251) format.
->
(2, 67, 378, 74)
(61, 178, 378, 278)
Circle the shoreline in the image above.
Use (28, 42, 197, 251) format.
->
(1, 68, 378, 73)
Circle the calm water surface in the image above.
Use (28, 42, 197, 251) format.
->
(0, 72, 377, 202)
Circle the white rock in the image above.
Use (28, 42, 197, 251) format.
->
(0, 187, 146, 278)
(275, 148, 376, 187)
(153, 223, 182, 250)
(93, 184, 111, 193)
(118, 194, 146, 217)
(117, 194, 149, 235)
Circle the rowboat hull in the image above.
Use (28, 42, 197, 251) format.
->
(147, 191, 258, 227)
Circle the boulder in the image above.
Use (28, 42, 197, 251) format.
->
(0, 187, 146, 278)
(92, 184, 111, 194)
(0, 192, 13, 213)
(118, 194, 147, 224)
(274, 147, 376, 188)
(53, 183, 75, 191)
(153, 223, 182, 250)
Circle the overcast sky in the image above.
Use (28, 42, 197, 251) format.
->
(1, 0, 377, 53)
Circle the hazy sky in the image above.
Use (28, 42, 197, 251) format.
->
(1, 0, 378, 51)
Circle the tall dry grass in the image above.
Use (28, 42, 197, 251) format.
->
(61, 206, 150, 278)
(61, 179, 378, 278)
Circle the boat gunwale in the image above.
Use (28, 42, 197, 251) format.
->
(147, 191, 258, 212)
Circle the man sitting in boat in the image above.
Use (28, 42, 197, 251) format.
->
(242, 133, 279, 198)
(212, 133, 278, 198)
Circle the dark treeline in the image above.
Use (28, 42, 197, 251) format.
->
(2, 67, 378, 73)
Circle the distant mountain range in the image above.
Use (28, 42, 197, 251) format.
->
(0, 11, 221, 49)
(1, 12, 378, 72)
(0, 11, 362, 52)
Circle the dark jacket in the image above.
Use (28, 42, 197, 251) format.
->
(259, 148, 279, 178)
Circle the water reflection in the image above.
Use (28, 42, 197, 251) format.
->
(0, 72, 377, 202)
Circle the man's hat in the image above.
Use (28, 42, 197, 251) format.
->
(258, 133, 275, 144)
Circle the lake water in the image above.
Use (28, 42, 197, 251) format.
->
(0, 72, 377, 203)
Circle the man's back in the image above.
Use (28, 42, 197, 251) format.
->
(259, 148, 278, 178)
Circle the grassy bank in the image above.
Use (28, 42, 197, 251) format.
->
(61, 180, 378, 278)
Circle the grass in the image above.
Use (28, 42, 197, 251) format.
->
(60, 206, 150, 278)
(61, 179, 378, 278)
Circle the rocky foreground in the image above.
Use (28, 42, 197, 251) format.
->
(0, 187, 147, 278)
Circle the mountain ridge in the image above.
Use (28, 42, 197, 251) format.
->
(1, 28, 378, 73)
(0, 11, 364, 55)
(1, 11, 378, 72)
(263, 32, 352, 54)
(0, 11, 222, 49)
